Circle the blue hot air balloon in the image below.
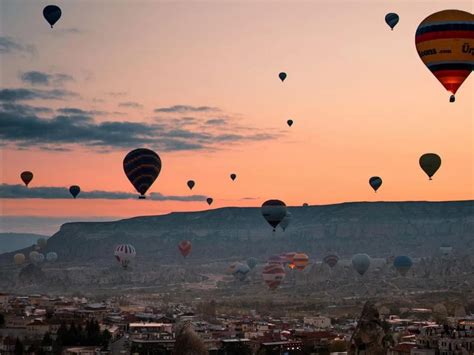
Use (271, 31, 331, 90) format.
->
(385, 13, 399, 30)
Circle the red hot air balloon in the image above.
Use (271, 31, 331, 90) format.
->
(262, 263, 286, 290)
(178, 240, 192, 258)
(20, 171, 33, 186)
(123, 148, 162, 199)
(324, 254, 339, 268)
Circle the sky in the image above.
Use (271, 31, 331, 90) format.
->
(0, 0, 473, 234)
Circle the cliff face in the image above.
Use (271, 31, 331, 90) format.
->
(1, 201, 472, 266)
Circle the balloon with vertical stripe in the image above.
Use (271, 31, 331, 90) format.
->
(114, 244, 136, 269)
(262, 263, 286, 290)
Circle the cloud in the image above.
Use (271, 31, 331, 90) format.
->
(0, 184, 206, 201)
(48, 28, 82, 36)
(0, 36, 37, 56)
(108, 91, 127, 97)
(118, 101, 143, 109)
(0, 97, 281, 152)
(0, 88, 77, 102)
(205, 118, 227, 125)
(154, 105, 219, 113)
(20, 71, 74, 86)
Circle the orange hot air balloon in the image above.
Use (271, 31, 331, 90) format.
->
(293, 253, 309, 271)
(178, 240, 192, 258)
(415, 10, 474, 101)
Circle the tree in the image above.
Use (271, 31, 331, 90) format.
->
(101, 329, 111, 350)
(174, 323, 207, 355)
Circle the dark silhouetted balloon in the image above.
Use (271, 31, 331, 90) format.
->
(20, 171, 33, 186)
(230, 173, 237, 181)
(385, 13, 399, 30)
(261, 200, 287, 231)
(280, 212, 292, 231)
(43, 5, 62, 28)
(178, 240, 192, 258)
(123, 148, 162, 199)
(415, 10, 473, 101)
(450, 95, 455, 103)
(287, 119, 293, 127)
(352, 253, 370, 276)
(303, 203, 309, 207)
(369, 176, 382, 192)
(419, 153, 441, 180)
(324, 254, 339, 268)
(393, 255, 413, 276)
(187, 180, 195, 190)
(69, 185, 80, 199)
(206, 197, 213, 206)
(279, 72, 287, 82)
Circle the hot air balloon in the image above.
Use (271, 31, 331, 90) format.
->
(187, 180, 195, 190)
(293, 253, 309, 271)
(262, 263, 286, 290)
(352, 253, 370, 276)
(268, 254, 286, 265)
(37, 238, 47, 249)
(261, 200, 287, 231)
(114, 244, 136, 269)
(206, 197, 213, 206)
(46, 252, 58, 262)
(287, 120, 293, 127)
(303, 203, 309, 207)
(178, 240, 192, 258)
(43, 5, 62, 28)
(415, 10, 474, 101)
(282, 252, 297, 269)
(14, 253, 25, 266)
(385, 13, 399, 30)
(230, 173, 237, 181)
(123, 148, 162, 199)
(393, 255, 413, 276)
(29, 251, 40, 263)
(227, 262, 239, 274)
(247, 257, 257, 270)
(69, 185, 80, 199)
(232, 263, 250, 281)
(324, 254, 339, 268)
(280, 212, 292, 231)
(20, 171, 33, 187)
(440, 244, 453, 257)
(279, 72, 287, 82)
(419, 153, 441, 180)
(369, 176, 383, 192)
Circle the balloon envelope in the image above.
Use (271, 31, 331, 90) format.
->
(415, 10, 474, 98)
(206, 197, 213, 205)
(287, 120, 293, 127)
(262, 263, 286, 290)
(37, 238, 47, 249)
(369, 176, 383, 192)
(385, 13, 399, 30)
(43, 5, 61, 28)
(419, 153, 441, 179)
(123, 148, 162, 198)
(293, 253, 309, 271)
(14, 253, 25, 265)
(178, 240, 192, 258)
(393, 255, 413, 276)
(246, 257, 258, 270)
(46, 252, 58, 262)
(21, 171, 33, 186)
(324, 254, 339, 268)
(187, 180, 195, 190)
(69, 185, 80, 198)
(352, 253, 370, 276)
(261, 200, 287, 231)
(232, 263, 250, 281)
(114, 244, 136, 269)
(280, 212, 292, 231)
(279, 72, 287, 82)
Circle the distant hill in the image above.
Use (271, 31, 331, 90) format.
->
(0, 201, 471, 267)
(0, 233, 48, 254)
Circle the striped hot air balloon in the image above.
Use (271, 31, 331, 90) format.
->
(323, 254, 339, 268)
(114, 244, 136, 269)
(262, 263, 286, 290)
(282, 252, 297, 269)
(415, 10, 474, 101)
(123, 148, 162, 199)
(293, 253, 309, 271)
(178, 240, 192, 258)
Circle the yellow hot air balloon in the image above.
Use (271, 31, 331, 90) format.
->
(14, 253, 26, 265)
(415, 10, 474, 102)
(293, 253, 309, 271)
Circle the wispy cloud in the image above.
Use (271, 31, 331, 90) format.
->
(155, 105, 219, 113)
(0, 184, 206, 201)
(0, 36, 37, 57)
(19, 71, 74, 86)
(47, 28, 82, 36)
(118, 101, 143, 109)
(0, 88, 77, 102)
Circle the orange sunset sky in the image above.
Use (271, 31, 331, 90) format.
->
(0, 0, 473, 233)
